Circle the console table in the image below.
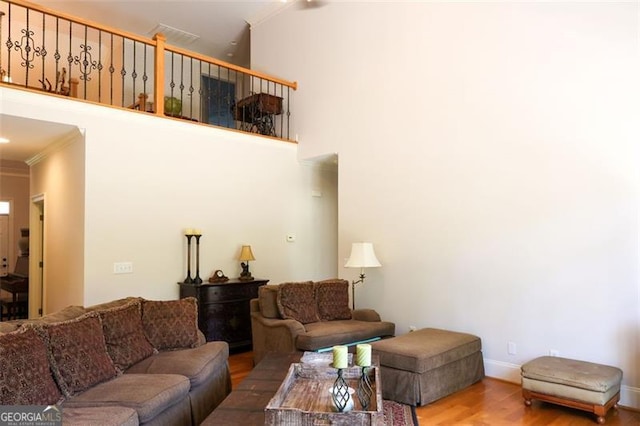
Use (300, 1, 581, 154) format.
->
(178, 278, 268, 352)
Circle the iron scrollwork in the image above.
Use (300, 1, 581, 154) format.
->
(73, 44, 97, 81)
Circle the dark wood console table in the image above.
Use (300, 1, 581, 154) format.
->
(178, 278, 268, 352)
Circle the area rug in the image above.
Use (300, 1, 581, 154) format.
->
(383, 399, 419, 426)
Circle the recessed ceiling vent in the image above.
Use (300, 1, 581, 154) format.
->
(149, 23, 200, 45)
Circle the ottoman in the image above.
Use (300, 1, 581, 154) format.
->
(371, 328, 484, 406)
(522, 356, 623, 424)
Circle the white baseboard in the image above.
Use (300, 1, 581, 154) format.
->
(483, 358, 640, 410)
(483, 358, 521, 384)
(619, 385, 640, 409)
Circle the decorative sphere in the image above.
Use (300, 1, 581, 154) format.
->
(164, 97, 182, 115)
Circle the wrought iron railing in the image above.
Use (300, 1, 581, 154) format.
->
(0, 0, 297, 141)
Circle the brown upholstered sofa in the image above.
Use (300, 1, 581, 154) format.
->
(0, 297, 231, 425)
(250, 279, 395, 364)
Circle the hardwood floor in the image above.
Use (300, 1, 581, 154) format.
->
(229, 351, 640, 425)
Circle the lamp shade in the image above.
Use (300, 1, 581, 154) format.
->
(345, 243, 381, 268)
(238, 245, 256, 262)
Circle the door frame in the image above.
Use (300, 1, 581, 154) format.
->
(0, 198, 15, 277)
(30, 193, 44, 318)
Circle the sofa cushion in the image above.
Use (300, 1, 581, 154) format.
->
(98, 300, 155, 372)
(0, 325, 63, 405)
(142, 298, 199, 350)
(277, 281, 319, 324)
(63, 373, 190, 424)
(86, 297, 143, 312)
(35, 305, 87, 323)
(38, 311, 117, 397)
(62, 406, 139, 426)
(315, 279, 352, 321)
(126, 341, 229, 387)
(297, 320, 396, 351)
(258, 285, 281, 319)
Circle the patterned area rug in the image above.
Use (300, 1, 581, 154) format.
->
(383, 399, 419, 426)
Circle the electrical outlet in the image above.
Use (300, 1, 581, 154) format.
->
(549, 349, 560, 357)
(113, 262, 133, 274)
(409, 326, 417, 332)
(508, 341, 517, 355)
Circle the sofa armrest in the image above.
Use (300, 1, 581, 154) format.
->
(352, 309, 381, 322)
(196, 330, 206, 346)
(250, 311, 305, 365)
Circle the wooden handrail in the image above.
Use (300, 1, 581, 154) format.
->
(165, 44, 298, 90)
(6, 0, 297, 91)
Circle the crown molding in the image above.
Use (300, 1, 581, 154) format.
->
(25, 127, 84, 166)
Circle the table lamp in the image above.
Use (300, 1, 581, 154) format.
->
(238, 245, 256, 281)
(344, 242, 381, 310)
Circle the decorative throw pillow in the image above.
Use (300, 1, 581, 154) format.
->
(315, 279, 352, 321)
(258, 285, 281, 319)
(0, 325, 63, 405)
(98, 300, 155, 372)
(38, 311, 117, 397)
(277, 282, 320, 324)
(141, 298, 199, 350)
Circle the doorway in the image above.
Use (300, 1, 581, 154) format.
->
(30, 195, 44, 317)
(0, 202, 11, 277)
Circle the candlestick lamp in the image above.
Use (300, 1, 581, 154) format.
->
(238, 245, 256, 281)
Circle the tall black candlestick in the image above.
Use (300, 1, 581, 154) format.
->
(194, 235, 202, 284)
(184, 234, 193, 284)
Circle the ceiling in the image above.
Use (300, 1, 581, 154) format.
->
(0, 0, 302, 163)
(0, 115, 79, 162)
(36, 0, 292, 68)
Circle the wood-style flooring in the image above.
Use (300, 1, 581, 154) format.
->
(229, 351, 640, 425)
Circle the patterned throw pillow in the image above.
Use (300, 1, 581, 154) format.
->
(0, 326, 63, 405)
(37, 312, 117, 397)
(142, 298, 199, 350)
(99, 300, 155, 372)
(277, 282, 320, 324)
(315, 279, 352, 321)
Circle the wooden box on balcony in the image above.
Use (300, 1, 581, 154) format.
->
(232, 93, 283, 123)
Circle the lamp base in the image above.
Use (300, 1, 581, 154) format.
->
(238, 275, 255, 281)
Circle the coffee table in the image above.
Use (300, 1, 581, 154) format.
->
(201, 352, 303, 425)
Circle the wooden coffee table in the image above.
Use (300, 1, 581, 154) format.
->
(201, 352, 302, 425)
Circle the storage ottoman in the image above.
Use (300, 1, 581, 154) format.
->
(522, 356, 622, 424)
(371, 328, 484, 406)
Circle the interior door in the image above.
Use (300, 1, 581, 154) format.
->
(0, 214, 9, 276)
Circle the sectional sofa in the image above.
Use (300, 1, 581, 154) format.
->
(0, 297, 231, 425)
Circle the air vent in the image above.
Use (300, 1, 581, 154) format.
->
(148, 23, 200, 45)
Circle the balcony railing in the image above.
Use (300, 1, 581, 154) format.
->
(0, 0, 297, 141)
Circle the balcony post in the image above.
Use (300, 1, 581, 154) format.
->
(153, 33, 166, 116)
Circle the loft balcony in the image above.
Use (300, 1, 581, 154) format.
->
(0, 0, 297, 142)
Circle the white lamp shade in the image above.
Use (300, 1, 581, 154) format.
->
(345, 243, 381, 268)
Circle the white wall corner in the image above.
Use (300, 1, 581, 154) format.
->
(484, 358, 640, 411)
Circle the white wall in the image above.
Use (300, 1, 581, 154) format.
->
(251, 1, 640, 407)
(30, 132, 86, 313)
(0, 86, 338, 308)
